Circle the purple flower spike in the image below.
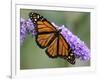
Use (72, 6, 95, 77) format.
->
(20, 18, 35, 45)
(52, 23, 90, 61)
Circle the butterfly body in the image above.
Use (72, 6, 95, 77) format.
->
(29, 12, 76, 64)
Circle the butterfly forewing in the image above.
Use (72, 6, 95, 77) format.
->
(36, 20, 57, 33)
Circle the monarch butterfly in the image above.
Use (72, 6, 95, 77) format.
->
(29, 12, 76, 64)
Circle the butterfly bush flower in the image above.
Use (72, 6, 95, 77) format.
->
(20, 18, 35, 45)
(52, 23, 90, 60)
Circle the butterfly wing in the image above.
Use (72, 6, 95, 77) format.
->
(36, 33, 55, 48)
(36, 20, 57, 33)
(59, 34, 76, 64)
(29, 12, 57, 48)
(46, 34, 75, 64)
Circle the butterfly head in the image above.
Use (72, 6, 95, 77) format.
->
(58, 29, 62, 32)
(29, 12, 41, 23)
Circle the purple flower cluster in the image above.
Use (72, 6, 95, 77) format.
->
(20, 18, 90, 60)
(54, 24, 90, 60)
(20, 18, 35, 45)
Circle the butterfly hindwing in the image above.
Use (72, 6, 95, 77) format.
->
(36, 33, 55, 48)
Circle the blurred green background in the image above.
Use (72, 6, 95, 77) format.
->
(20, 9, 90, 69)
